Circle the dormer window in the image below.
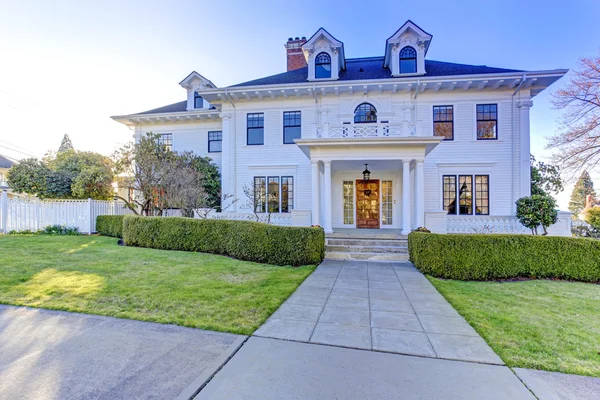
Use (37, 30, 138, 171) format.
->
(194, 92, 203, 108)
(315, 52, 332, 79)
(399, 46, 417, 74)
(303, 28, 345, 81)
(383, 21, 431, 76)
(354, 103, 377, 123)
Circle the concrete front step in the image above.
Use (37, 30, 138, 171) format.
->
(326, 245, 408, 253)
(325, 251, 410, 261)
(326, 232, 407, 240)
(326, 238, 408, 247)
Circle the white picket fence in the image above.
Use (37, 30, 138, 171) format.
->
(0, 192, 134, 234)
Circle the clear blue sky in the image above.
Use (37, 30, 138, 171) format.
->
(0, 0, 598, 207)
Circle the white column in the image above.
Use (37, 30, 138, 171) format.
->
(518, 100, 533, 198)
(402, 160, 411, 235)
(323, 161, 333, 234)
(220, 113, 232, 209)
(415, 160, 424, 228)
(311, 161, 321, 226)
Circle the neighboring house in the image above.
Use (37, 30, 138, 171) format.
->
(0, 155, 15, 195)
(112, 20, 567, 234)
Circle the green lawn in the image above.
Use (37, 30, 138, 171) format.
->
(0, 235, 315, 335)
(429, 277, 600, 377)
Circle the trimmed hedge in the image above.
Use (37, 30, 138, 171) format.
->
(408, 232, 600, 282)
(122, 216, 325, 266)
(96, 215, 125, 238)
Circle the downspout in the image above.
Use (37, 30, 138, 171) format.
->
(224, 89, 237, 211)
(511, 74, 527, 211)
(412, 80, 421, 133)
(312, 85, 319, 137)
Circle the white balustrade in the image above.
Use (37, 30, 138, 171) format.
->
(446, 215, 530, 234)
(208, 212, 292, 226)
(327, 123, 408, 138)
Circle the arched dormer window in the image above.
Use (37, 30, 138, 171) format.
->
(399, 46, 417, 74)
(194, 91, 203, 108)
(354, 103, 377, 123)
(315, 52, 332, 79)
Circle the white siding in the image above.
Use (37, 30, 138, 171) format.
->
(131, 87, 528, 223)
(135, 121, 223, 169)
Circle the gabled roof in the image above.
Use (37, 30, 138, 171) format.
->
(0, 155, 15, 169)
(302, 27, 346, 70)
(384, 20, 433, 68)
(229, 57, 523, 87)
(179, 71, 216, 90)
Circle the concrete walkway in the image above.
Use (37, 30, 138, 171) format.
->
(0, 305, 245, 400)
(196, 337, 534, 400)
(255, 259, 502, 364)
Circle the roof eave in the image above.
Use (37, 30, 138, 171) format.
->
(111, 109, 222, 127)
(215, 69, 567, 93)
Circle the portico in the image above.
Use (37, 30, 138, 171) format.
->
(296, 136, 442, 234)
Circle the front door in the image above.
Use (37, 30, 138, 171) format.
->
(356, 180, 380, 229)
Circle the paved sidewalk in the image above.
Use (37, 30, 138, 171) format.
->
(255, 259, 502, 364)
(0, 305, 245, 400)
(196, 337, 534, 400)
(514, 368, 600, 400)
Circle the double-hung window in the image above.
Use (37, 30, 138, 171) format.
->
(281, 176, 294, 212)
(253, 176, 294, 213)
(208, 131, 222, 153)
(433, 105, 453, 140)
(157, 133, 173, 151)
(443, 174, 489, 215)
(283, 111, 301, 144)
(476, 104, 498, 140)
(247, 113, 264, 145)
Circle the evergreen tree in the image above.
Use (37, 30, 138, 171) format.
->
(568, 171, 596, 216)
(58, 134, 74, 153)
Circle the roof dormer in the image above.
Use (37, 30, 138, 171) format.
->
(179, 71, 217, 111)
(383, 20, 432, 77)
(302, 28, 345, 81)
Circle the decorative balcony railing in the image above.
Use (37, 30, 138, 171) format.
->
(319, 123, 417, 138)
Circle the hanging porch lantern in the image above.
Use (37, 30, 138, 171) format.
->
(362, 164, 371, 181)
(363, 164, 372, 196)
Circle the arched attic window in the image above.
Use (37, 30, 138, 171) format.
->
(354, 103, 377, 123)
(315, 52, 332, 79)
(194, 91, 203, 108)
(399, 46, 417, 74)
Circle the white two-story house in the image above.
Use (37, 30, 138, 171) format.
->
(112, 20, 567, 236)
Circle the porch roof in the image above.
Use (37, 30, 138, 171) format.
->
(295, 136, 444, 161)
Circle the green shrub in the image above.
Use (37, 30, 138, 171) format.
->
(96, 215, 125, 238)
(122, 216, 324, 266)
(585, 207, 600, 229)
(408, 232, 600, 282)
(40, 225, 80, 235)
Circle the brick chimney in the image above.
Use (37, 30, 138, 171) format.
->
(285, 36, 307, 71)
